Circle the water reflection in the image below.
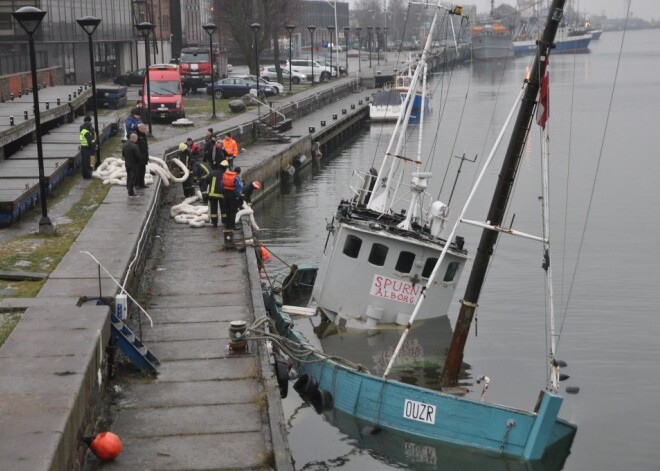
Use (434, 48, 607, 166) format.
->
(323, 408, 576, 471)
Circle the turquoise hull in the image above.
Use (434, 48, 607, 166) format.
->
(267, 277, 576, 461)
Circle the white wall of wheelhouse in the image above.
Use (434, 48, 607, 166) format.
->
(313, 224, 466, 327)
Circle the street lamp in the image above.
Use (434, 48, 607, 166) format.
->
(135, 22, 155, 136)
(367, 26, 373, 69)
(12, 6, 53, 234)
(250, 23, 262, 109)
(376, 26, 381, 65)
(327, 25, 335, 78)
(384, 26, 389, 58)
(343, 26, 350, 76)
(307, 26, 317, 86)
(285, 25, 295, 92)
(202, 23, 217, 119)
(76, 16, 102, 171)
(355, 27, 362, 76)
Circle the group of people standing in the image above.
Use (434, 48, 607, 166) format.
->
(121, 104, 151, 198)
(120, 108, 261, 226)
(175, 128, 261, 229)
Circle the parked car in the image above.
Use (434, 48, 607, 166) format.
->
(113, 68, 146, 86)
(205, 77, 276, 99)
(284, 59, 335, 82)
(314, 57, 346, 77)
(261, 66, 307, 84)
(229, 74, 284, 94)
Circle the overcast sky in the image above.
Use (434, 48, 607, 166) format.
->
(460, 1, 658, 20)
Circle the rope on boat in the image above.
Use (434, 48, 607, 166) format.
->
(247, 316, 370, 373)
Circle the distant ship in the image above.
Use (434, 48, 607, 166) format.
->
(471, 22, 513, 61)
(471, 1, 513, 62)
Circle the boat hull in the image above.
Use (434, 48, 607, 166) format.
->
(472, 33, 514, 61)
(514, 34, 592, 55)
(266, 288, 577, 461)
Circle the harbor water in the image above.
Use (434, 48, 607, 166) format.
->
(253, 29, 660, 470)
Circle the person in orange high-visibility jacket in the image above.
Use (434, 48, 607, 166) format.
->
(221, 166, 243, 229)
(223, 133, 239, 169)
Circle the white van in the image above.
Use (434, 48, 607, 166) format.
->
(285, 59, 335, 82)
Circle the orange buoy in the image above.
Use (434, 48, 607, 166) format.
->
(260, 245, 271, 261)
(85, 431, 123, 461)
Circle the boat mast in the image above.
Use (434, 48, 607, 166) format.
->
(441, 0, 567, 388)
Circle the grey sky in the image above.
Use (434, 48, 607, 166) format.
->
(455, 1, 658, 20)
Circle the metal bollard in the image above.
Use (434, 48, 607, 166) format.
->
(9, 116, 14, 126)
(309, 126, 315, 133)
(321, 120, 326, 126)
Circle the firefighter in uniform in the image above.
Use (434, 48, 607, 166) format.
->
(205, 160, 229, 227)
(192, 160, 212, 203)
(221, 165, 243, 229)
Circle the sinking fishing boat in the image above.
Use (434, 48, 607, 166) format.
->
(260, 0, 578, 461)
(316, 8, 468, 331)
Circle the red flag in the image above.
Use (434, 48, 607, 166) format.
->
(537, 61, 549, 129)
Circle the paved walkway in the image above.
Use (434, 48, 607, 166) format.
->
(0, 75, 366, 470)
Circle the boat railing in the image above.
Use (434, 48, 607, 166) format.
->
(347, 170, 435, 220)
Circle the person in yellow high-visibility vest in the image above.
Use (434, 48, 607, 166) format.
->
(79, 116, 97, 179)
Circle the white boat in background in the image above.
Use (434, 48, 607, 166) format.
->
(369, 89, 403, 122)
(370, 61, 430, 122)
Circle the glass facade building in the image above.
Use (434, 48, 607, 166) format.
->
(0, 0, 174, 82)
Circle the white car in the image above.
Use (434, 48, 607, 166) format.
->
(261, 66, 307, 84)
(229, 74, 284, 94)
(285, 59, 335, 82)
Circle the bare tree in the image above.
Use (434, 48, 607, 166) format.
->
(217, 0, 300, 82)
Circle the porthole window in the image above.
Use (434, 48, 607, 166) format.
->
(343, 235, 362, 258)
(443, 262, 460, 282)
(422, 257, 438, 278)
(395, 251, 415, 273)
(368, 243, 389, 266)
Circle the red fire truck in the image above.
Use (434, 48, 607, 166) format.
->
(178, 46, 213, 94)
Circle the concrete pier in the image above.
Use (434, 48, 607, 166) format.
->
(0, 76, 370, 470)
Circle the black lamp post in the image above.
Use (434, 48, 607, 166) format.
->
(384, 26, 388, 57)
(376, 26, 381, 65)
(250, 23, 261, 104)
(13, 6, 52, 234)
(327, 25, 335, 79)
(135, 22, 155, 136)
(202, 23, 217, 119)
(343, 26, 350, 75)
(76, 15, 102, 170)
(285, 24, 295, 92)
(307, 25, 317, 86)
(355, 27, 362, 76)
(367, 26, 373, 69)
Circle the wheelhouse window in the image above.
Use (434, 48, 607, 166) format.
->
(395, 251, 415, 273)
(343, 235, 362, 258)
(443, 262, 460, 282)
(422, 257, 438, 278)
(368, 243, 389, 266)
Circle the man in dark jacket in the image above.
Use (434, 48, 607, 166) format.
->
(79, 116, 97, 179)
(135, 123, 149, 188)
(176, 142, 195, 197)
(240, 180, 262, 206)
(203, 128, 215, 164)
(122, 133, 142, 197)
